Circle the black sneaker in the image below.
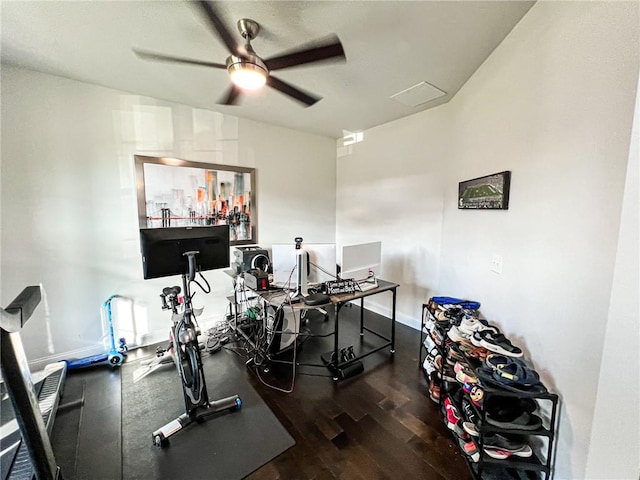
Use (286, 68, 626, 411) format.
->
(486, 411, 543, 431)
(445, 307, 465, 326)
(461, 398, 480, 436)
(485, 396, 537, 421)
(483, 432, 526, 450)
(462, 398, 479, 424)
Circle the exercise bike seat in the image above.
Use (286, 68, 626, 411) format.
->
(162, 286, 181, 297)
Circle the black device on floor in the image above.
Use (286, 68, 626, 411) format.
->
(320, 345, 364, 380)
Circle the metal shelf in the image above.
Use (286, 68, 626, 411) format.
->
(419, 300, 558, 480)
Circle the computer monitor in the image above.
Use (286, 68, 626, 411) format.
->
(271, 243, 337, 290)
(340, 241, 382, 282)
(306, 244, 337, 285)
(271, 244, 299, 289)
(139, 226, 230, 279)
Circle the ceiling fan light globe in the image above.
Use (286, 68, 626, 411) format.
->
(227, 56, 268, 90)
(230, 67, 267, 90)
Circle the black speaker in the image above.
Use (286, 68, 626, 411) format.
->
(232, 246, 270, 274)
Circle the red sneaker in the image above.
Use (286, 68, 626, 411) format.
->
(443, 397, 464, 436)
(428, 381, 441, 403)
(457, 437, 480, 462)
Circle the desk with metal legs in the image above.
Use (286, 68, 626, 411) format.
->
(325, 279, 399, 380)
(255, 279, 399, 380)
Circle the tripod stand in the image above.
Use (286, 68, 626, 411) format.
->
(152, 251, 241, 447)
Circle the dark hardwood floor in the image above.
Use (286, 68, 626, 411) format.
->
(230, 304, 472, 480)
(50, 303, 473, 479)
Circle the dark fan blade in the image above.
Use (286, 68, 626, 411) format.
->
(264, 35, 345, 71)
(195, 1, 240, 56)
(266, 76, 320, 107)
(133, 49, 226, 69)
(218, 85, 242, 105)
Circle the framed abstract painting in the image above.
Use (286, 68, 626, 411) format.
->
(135, 155, 256, 245)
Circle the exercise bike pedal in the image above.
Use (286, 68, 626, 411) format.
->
(228, 397, 243, 412)
(153, 433, 169, 448)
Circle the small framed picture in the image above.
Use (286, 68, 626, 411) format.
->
(458, 171, 511, 210)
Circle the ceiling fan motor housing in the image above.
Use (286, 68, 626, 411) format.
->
(237, 18, 260, 40)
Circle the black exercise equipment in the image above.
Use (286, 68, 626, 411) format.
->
(320, 344, 364, 380)
(1, 286, 66, 479)
(151, 251, 241, 448)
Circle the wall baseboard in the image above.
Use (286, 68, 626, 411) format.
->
(130, 314, 226, 350)
(359, 300, 420, 331)
(28, 344, 105, 372)
(27, 309, 411, 372)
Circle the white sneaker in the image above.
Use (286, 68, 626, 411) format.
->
(459, 317, 498, 335)
(447, 326, 472, 344)
(458, 316, 479, 333)
(462, 421, 479, 437)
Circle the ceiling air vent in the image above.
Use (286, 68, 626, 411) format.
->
(390, 81, 446, 107)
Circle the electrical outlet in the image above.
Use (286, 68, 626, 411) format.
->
(491, 254, 503, 274)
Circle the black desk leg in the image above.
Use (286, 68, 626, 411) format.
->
(333, 303, 340, 381)
(360, 297, 364, 336)
(391, 288, 397, 354)
(233, 287, 238, 330)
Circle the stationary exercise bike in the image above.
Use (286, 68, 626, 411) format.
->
(151, 251, 242, 448)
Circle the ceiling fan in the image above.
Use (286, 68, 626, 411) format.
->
(133, 1, 346, 107)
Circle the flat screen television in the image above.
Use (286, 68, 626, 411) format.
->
(139, 226, 230, 280)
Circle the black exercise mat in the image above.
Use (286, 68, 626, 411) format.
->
(121, 349, 294, 480)
(51, 379, 86, 478)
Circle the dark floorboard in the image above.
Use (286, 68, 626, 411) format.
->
(231, 304, 472, 480)
(52, 366, 122, 480)
(50, 303, 472, 480)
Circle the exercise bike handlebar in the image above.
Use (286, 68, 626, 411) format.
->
(183, 251, 199, 282)
(158, 253, 199, 316)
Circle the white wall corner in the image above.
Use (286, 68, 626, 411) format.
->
(585, 69, 640, 480)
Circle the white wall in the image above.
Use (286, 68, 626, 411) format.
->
(585, 71, 640, 480)
(336, 2, 639, 479)
(336, 104, 450, 326)
(1, 66, 336, 368)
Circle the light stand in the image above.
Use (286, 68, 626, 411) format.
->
(288, 237, 308, 302)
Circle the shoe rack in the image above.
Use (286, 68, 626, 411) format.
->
(420, 301, 560, 480)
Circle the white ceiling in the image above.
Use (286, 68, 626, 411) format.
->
(1, 1, 535, 139)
